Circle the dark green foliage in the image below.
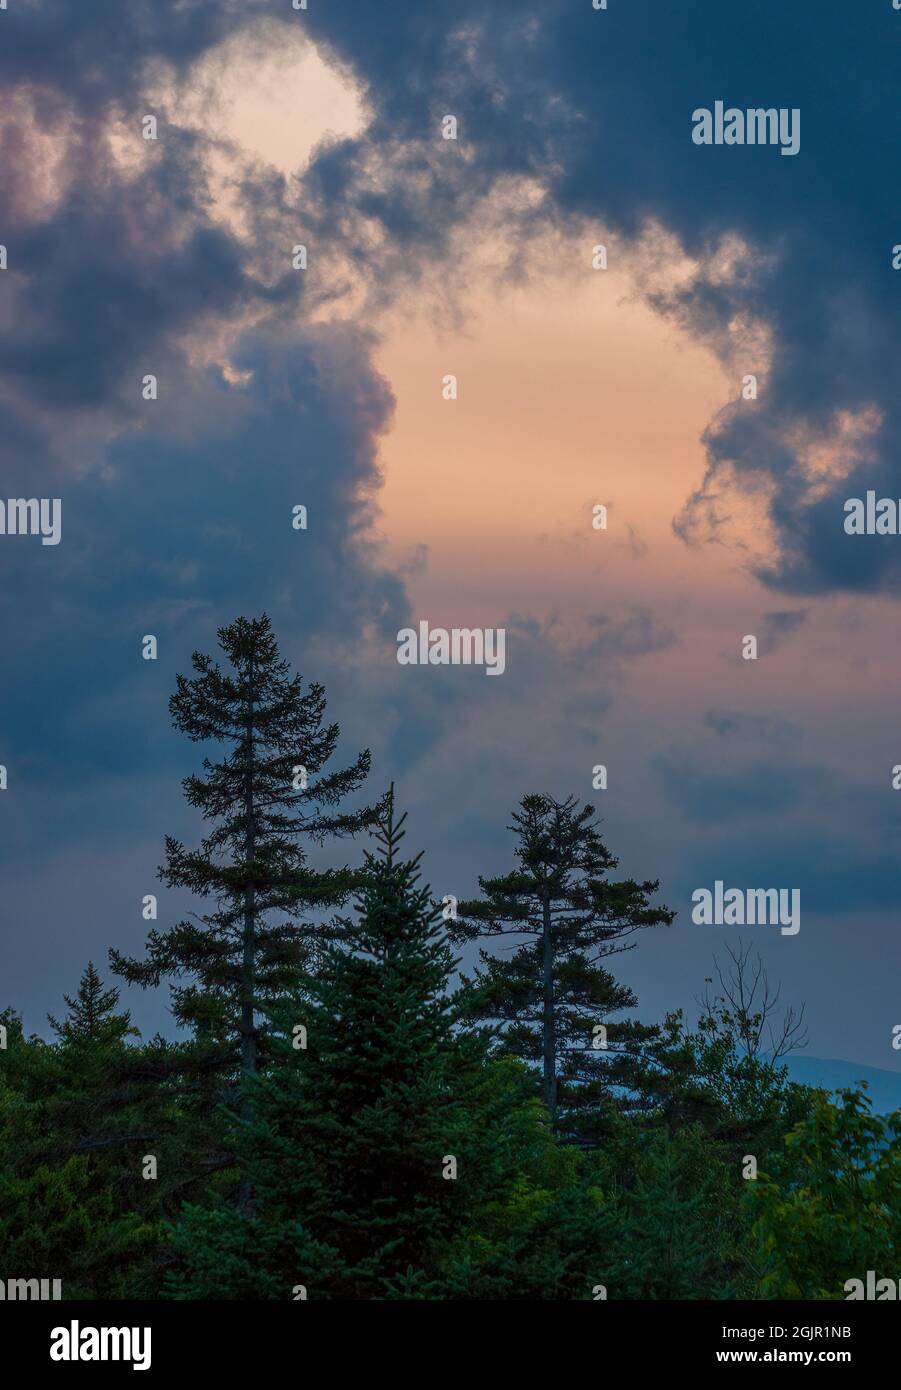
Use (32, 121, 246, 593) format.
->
(0, 973, 161, 1297)
(168, 793, 556, 1299)
(749, 1087, 901, 1299)
(609, 1123, 743, 1299)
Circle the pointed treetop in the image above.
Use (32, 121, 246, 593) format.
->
(48, 962, 133, 1043)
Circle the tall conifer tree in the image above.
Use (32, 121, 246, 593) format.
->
(112, 615, 379, 1098)
(451, 793, 674, 1140)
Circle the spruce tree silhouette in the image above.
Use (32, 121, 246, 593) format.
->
(451, 793, 674, 1141)
(112, 615, 381, 1108)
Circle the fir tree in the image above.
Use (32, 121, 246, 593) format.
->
(450, 793, 674, 1141)
(284, 788, 470, 1286)
(169, 792, 551, 1299)
(48, 961, 129, 1044)
(111, 614, 380, 1101)
(0, 969, 162, 1297)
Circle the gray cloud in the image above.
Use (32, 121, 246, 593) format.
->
(703, 708, 800, 745)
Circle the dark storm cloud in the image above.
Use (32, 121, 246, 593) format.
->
(0, 2, 334, 469)
(0, 2, 421, 1026)
(298, 0, 901, 595)
(0, 2, 409, 809)
(5, 192, 263, 412)
(0, 320, 406, 793)
(0, 0, 254, 108)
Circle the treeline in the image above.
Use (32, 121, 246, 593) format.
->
(1, 616, 898, 1300)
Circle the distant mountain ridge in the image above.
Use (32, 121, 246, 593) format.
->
(783, 1055, 901, 1115)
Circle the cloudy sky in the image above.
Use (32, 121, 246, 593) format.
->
(2, 0, 900, 1074)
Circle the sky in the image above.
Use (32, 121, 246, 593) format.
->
(1, 0, 900, 1075)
